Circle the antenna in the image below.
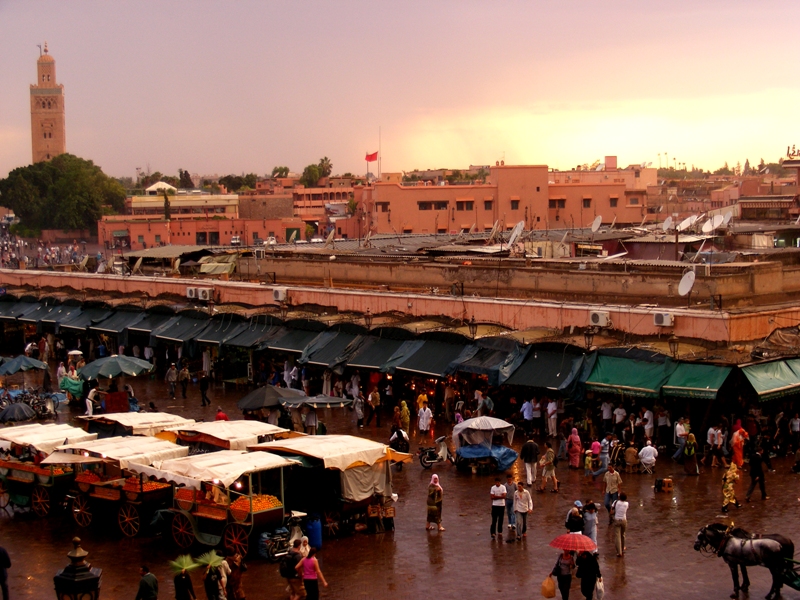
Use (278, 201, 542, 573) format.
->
(661, 216, 673, 232)
(591, 215, 602, 233)
(173, 258, 181, 273)
(639, 215, 648, 227)
(507, 221, 525, 246)
(678, 270, 696, 296)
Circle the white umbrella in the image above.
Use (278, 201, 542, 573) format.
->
(452, 416, 515, 449)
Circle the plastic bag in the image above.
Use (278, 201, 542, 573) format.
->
(595, 578, 605, 600)
(541, 575, 556, 598)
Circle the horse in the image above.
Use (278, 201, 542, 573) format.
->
(694, 523, 794, 600)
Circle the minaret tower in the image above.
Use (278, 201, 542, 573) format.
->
(30, 42, 66, 163)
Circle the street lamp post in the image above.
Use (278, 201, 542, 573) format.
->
(584, 327, 596, 350)
(467, 316, 478, 339)
(364, 308, 373, 330)
(53, 537, 102, 600)
(668, 335, 680, 358)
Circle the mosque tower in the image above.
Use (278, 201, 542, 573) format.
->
(30, 42, 66, 163)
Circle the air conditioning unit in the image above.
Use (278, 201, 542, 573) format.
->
(197, 288, 213, 301)
(186, 287, 197, 299)
(653, 312, 674, 327)
(273, 287, 288, 302)
(589, 311, 610, 327)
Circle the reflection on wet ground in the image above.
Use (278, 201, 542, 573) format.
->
(3, 376, 800, 599)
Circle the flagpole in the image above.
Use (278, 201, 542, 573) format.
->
(378, 126, 382, 181)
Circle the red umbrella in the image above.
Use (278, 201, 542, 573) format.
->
(549, 534, 597, 552)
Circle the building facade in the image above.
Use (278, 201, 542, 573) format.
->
(30, 43, 66, 163)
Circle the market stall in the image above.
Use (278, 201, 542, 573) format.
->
(165, 420, 295, 453)
(77, 412, 195, 438)
(0, 423, 97, 516)
(53, 435, 189, 536)
(452, 416, 518, 473)
(127, 450, 298, 556)
(251, 435, 410, 537)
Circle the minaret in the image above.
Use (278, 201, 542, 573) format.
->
(30, 42, 66, 163)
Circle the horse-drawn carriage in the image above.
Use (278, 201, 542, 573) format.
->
(126, 450, 297, 556)
(0, 423, 97, 516)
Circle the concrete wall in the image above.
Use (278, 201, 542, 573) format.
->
(238, 195, 293, 220)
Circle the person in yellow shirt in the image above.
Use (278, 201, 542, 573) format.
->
(416, 392, 428, 412)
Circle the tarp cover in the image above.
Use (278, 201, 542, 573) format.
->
(265, 329, 321, 353)
(153, 317, 211, 343)
(340, 462, 391, 502)
(126, 449, 297, 490)
(0, 302, 44, 322)
(78, 412, 195, 436)
(451, 344, 530, 386)
(252, 434, 406, 471)
(347, 337, 405, 369)
(379, 340, 425, 373)
(662, 363, 732, 399)
(39, 305, 83, 326)
(585, 355, 677, 398)
(452, 416, 515, 450)
(504, 350, 586, 390)
(58, 308, 114, 331)
(57, 435, 189, 468)
(741, 358, 800, 401)
(170, 421, 289, 451)
(394, 340, 475, 377)
(297, 331, 338, 364)
(193, 321, 248, 346)
(301, 333, 357, 367)
(0, 423, 97, 454)
(17, 303, 59, 323)
(226, 323, 282, 349)
(127, 313, 176, 334)
(90, 311, 147, 334)
(456, 444, 519, 472)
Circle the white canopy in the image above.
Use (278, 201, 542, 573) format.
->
(252, 434, 404, 471)
(452, 416, 515, 449)
(0, 423, 98, 454)
(57, 435, 188, 468)
(145, 181, 177, 193)
(168, 420, 290, 451)
(78, 412, 195, 436)
(126, 450, 298, 490)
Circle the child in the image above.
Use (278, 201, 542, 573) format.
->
(584, 449, 593, 477)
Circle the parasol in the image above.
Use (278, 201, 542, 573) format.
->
(549, 533, 597, 552)
(452, 416, 515, 449)
(67, 350, 84, 356)
(237, 385, 306, 411)
(278, 393, 353, 410)
(0, 355, 47, 376)
(0, 403, 36, 423)
(79, 355, 154, 380)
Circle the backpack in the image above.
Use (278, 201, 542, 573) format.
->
(279, 552, 299, 579)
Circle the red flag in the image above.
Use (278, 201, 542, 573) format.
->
(365, 151, 378, 162)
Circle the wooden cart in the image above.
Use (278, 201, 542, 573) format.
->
(126, 450, 297, 556)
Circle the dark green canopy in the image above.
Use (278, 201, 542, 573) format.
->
(662, 363, 732, 400)
(741, 358, 800, 401)
(585, 355, 677, 398)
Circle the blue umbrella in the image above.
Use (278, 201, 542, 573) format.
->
(0, 403, 36, 422)
(0, 355, 47, 376)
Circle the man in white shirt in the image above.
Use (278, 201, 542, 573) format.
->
(638, 440, 658, 470)
(790, 412, 800, 451)
(672, 418, 688, 460)
(643, 407, 654, 440)
(546, 399, 558, 438)
(489, 477, 507, 539)
(611, 492, 629, 557)
(601, 401, 614, 434)
(85, 386, 99, 416)
(613, 404, 627, 437)
(417, 401, 433, 438)
(532, 399, 542, 436)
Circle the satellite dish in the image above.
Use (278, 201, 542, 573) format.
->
(591, 215, 602, 233)
(288, 230, 297, 243)
(173, 258, 181, 273)
(722, 211, 733, 226)
(469, 223, 477, 234)
(677, 217, 693, 232)
(559, 230, 569, 245)
(609, 216, 617, 229)
(662, 216, 673, 232)
(646, 162, 652, 167)
(507, 221, 525, 246)
(689, 215, 700, 226)
(487, 220, 499, 243)
(678, 270, 696, 296)
(324, 229, 335, 248)
(712, 214, 725, 229)
(595, 164, 603, 171)
(701, 220, 714, 234)
(131, 257, 143, 275)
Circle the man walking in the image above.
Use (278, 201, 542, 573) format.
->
(520, 437, 540, 486)
(602, 464, 622, 525)
(178, 364, 190, 399)
(513, 481, 533, 541)
(546, 397, 558, 438)
(417, 401, 433, 439)
(504, 473, 516, 533)
(672, 417, 688, 461)
(592, 432, 613, 478)
(521, 398, 534, 436)
(745, 446, 768, 502)
(199, 374, 210, 407)
(282, 539, 305, 600)
(165, 363, 178, 400)
(135, 565, 158, 600)
(489, 477, 506, 539)
(366, 387, 381, 427)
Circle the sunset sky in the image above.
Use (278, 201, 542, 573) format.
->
(1, 1, 798, 180)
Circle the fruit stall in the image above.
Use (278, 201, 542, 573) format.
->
(51, 435, 189, 536)
(77, 412, 195, 438)
(0, 423, 98, 517)
(251, 435, 410, 537)
(164, 420, 294, 454)
(125, 449, 298, 556)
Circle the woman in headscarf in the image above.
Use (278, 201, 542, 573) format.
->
(56, 361, 66, 381)
(426, 474, 444, 531)
(731, 420, 748, 468)
(300, 536, 310, 557)
(568, 427, 583, 469)
(400, 401, 411, 433)
(392, 406, 402, 430)
(683, 433, 699, 475)
(721, 463, 741, 513)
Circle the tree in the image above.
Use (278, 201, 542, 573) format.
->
(179, 169, 194, 189)
(242, 173, 258, 189)
(318, 157, 333, 178)
(163, 189, 171, 220)
(300, 164, 321, 188)
(0, 154, 125, 232)
(305, 223, 316, 240)
(271, 166, 290, 178)
(713, 162, 732, 175)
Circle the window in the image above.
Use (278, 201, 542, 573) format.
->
(609, 198, 618, 208)
(484, 201, 493, 210)
(536, 186, 540, 192)
(456, 201, 473, 211)
(550, 199, 565, 209)
(418, 202, 432, 211)
(433, 201, 448, 210)
(549, 200, 556, 209)
(583, 199, 591, 208)
(376, 202, 389, 212)
(43, 133, 47, 139)
(268, 231, 275, 237)
(155, 235, 161, 244)
(137, 236, 144, 244)
(629, 196, 640, 205)
(511, 200, 520, 210)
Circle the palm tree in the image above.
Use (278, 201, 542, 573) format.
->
(318, 156, 333, 178)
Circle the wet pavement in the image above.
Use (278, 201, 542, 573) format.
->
(3, 372, 800, 599)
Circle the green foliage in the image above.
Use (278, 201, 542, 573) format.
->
(300, 164, 321, 188)
(347, 197, 358, 215)
(179, 169, 194, 189)
(271, 166, 290, 178)
(305, 223, 316, 240)
(163, 190, 171, 220)
(9, 223, 41, 238)
(713, 162, 733, 175)
(318, 156, 333, 178)
(219, 173, 258, 193)
(0, 154, 125, 232)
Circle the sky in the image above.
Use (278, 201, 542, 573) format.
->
(1, 0, 799, 180)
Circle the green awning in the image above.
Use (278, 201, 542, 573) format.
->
(112, 230, 129, 237)
(585, 355, 676, 398)
(662, 363, 732, 399)
(741, 359, 800, 401)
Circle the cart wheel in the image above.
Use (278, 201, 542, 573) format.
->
(0, 480, 9, 509)
(171, 512, 194, 549)
(223, 523, 249, 557)
(31, 486, 50, 517)
(71, 494, 92, 527)
(323, 510, 341, 538)
(118, 503, 141, 538)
